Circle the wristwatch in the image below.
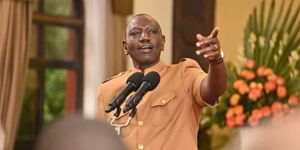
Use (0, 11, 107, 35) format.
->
(211, 50, 224, 65)
(220, 50, 224, 59)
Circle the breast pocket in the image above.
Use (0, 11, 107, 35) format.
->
(150, 92, 176, 127)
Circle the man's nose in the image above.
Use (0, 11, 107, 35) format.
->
(139, 32, 150, 42)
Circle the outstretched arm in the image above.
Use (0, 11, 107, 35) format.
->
(195, 27, 228, 105)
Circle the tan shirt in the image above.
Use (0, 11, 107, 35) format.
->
(97, 58, 213, 150)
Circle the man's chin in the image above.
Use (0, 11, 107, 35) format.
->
(136, 57, 158, 66)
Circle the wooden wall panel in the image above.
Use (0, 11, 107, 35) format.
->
(173, 0, 215, 72)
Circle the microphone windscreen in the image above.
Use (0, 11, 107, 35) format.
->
(126, 72, 144, 91)
(143, 71, 160, 91)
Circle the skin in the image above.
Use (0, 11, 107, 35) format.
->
(195, 27, 228, 104)
(123, 14, 227, 104)
(123, 14, 165, 71)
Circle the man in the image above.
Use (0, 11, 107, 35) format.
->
(98, 14, 227, 150)
(35, 115, 126, 150)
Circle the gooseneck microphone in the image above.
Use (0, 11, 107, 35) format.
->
(105, 72, 144, 113)
(123, 71, 160, 113)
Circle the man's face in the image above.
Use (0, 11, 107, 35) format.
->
(123, 15, 165, 68)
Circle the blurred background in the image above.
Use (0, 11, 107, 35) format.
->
(0, 0, 299, 150)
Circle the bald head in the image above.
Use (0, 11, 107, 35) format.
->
(125, 14, 163, 38)
(35, 115, 126, 150)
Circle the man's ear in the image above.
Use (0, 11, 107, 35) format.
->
(123, 40, 128, 55)
(161, 35, 166, 51)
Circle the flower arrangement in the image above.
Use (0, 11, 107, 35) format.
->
(225, 59, 299, 127)
(198, 0, 300, 149)
(200, 0, 300, 129)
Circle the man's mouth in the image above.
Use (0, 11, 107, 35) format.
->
(139, 45, 153, 53)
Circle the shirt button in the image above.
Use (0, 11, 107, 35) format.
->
(162, 100, 166, 104)
(138, 121, 144, 126)
(138, 144, 144, 150)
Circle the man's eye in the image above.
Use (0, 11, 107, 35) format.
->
(130, 31, 141, 36)
(148, 29, 157, 34)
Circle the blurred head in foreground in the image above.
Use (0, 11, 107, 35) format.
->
(35, 115, 126, 150)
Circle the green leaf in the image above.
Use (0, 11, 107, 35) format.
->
(262, 0, 275, 65)
(265, 0, 275, 37)
(287, 4, 300, 33)
(259, 0, 266, 34)
(278, 0, 294, 31)
(265, 0, 285, 67)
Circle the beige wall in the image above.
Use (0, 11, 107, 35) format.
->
(127, 0, 173, 69)
(216, 0, 299, 64)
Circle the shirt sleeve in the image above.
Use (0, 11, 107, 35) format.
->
(180, 58, 217, 107)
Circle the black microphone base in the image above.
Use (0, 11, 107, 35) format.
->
(105, 105, 114, 113)
(123, 105, 131, 113)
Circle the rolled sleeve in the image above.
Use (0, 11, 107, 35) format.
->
(180, 58, 220, 107)
(180, 58, 207, 105)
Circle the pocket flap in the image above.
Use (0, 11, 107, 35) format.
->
(150, 92, 176, 107)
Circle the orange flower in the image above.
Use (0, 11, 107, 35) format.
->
(276, 86, 287, 98)
(226, 108, 235, 119)
(240, 70, 256, 80)
(238, 84, 250, 95)
(249, 82, 257, 88)
(226, 117, 235, 127)
(246, 71, 256, 80)
(276, 77, 285, 85)
(267, 73, 277, 81)
(245, 59, 255, 69)
(264, 81, 276, 94)
(257, 66, 266, 77)
(248, 88, 262, 101)
(235, 113, 246, 126)
(257, 82, 263, 90)
(271, 101, 283, 114)
(233, 105, 244, 115)
(261, 106, 271, 117)
(248, 115, 259, 126)
(233, 80, 246, 90)
(288, 95, 299, 106)
(251, 109, 263, 119)
(239, 70, 247, 78)
(263, 68, 273, 76)
(230, 94, 240, 106)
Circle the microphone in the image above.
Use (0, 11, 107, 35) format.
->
(123, 71, 160, 113)
(105, 72, 144, 113)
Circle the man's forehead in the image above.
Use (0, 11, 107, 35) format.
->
(126, 15, 160, 30)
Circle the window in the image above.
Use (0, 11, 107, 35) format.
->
(15, 1, 84, 150)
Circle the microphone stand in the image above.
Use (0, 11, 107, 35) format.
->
(110, 106, 136, 136)
(113, 107, 121, 118)
(110, 116, 133, 136)
(110, 107, 138, 136)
